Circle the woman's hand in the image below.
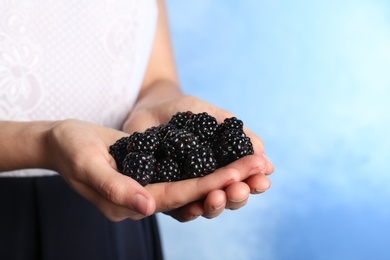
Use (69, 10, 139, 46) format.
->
(147, 154, 270, 222)
(123, 94, 274, 222)
(44, 119, 272, 223)
(44, 119, 156, 221)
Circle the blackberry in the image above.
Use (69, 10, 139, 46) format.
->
(122, 152, 156, 186)
(213, 129, 254, 167)
(182, 146, 217, 179)
(168, 111, 193, 129)
(160, 129, 199, 162)
(185, 112, 218, 144)
(149, 123, 177, 141)
(201, 147, 218, 174)
(109, 111, 254, 184)
(127, 131, 159, 155)
(109, 136, 130, 173)
(217, 117, 244, 135)
(154, 158, 181, 183)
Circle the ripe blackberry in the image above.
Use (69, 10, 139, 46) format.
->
(182, 146, 217, 179)
(213, 129, 254, 167)
(122, 152, 156, 186)
(201, 147, 218, 174)
(160, 129, 199, 162)
(168, 111, 193, 129)
(109, 136, 130, 173)
(185, 112, 218, 143)
(217, 117, 244, 135)
(110, 111, 254, 184)
(149, 123, 177, 141)
(154, 158, 181, 183)
(127, 131, 159, 155)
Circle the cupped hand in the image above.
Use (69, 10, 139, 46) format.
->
(44, 119, 272, 223)
(149, 153, 270, 222)
(123, 94, 274, 222)
(45, 119, 157, 221)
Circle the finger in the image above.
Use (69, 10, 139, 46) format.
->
(202, 189, 227, 219)
(244, 126, 265, 154)
(263, 154, 275, 175)
(77, 157, 156, 217)
(146, 154, 267, 212)
(164, 201, 204, 222)
(225, 182, 250, 210)
(241, 126, 274, 175)
(69, 180, 147, 221)
(245, 173, 272, 194)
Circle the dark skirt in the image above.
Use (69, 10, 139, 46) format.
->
(0, 175, 163, 260)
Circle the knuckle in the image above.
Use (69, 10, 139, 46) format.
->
(101, 180, 123, 205)
(166, 198, 182, 211)
(224, 168, 241, 185)
(162, 183, 183, 210)
(102, 210, 128, 222)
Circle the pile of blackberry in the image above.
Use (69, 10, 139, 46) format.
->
(109, 112, 254, 186)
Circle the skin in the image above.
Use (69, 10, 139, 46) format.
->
(0, 0, 274, 222)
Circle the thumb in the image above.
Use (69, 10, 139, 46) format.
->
(84, 159, 156, 217)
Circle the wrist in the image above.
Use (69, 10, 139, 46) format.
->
(0, 120, 57, 171)
(122, 80, 184, 131)
(137, 79, 183, 104)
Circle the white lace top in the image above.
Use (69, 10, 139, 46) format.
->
(0, 0, 158, 177)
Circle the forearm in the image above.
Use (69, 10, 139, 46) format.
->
(133, 80, 183, 109)
(122, 0, 184, 130)
(0, 121, 55, 171)
(140, 0, 179, 91)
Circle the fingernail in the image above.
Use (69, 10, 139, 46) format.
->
(252, 188, 265, 194)
(212, 203, 226, 211)
(132, 193, 151, 216)
(229, 195, 249, 203)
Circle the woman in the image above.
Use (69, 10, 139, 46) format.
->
(0, 0, 274, 259)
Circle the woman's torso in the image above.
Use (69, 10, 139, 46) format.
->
(0, 0, 157, 176)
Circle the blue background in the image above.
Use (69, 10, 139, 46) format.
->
(158, 1, 390, 259)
